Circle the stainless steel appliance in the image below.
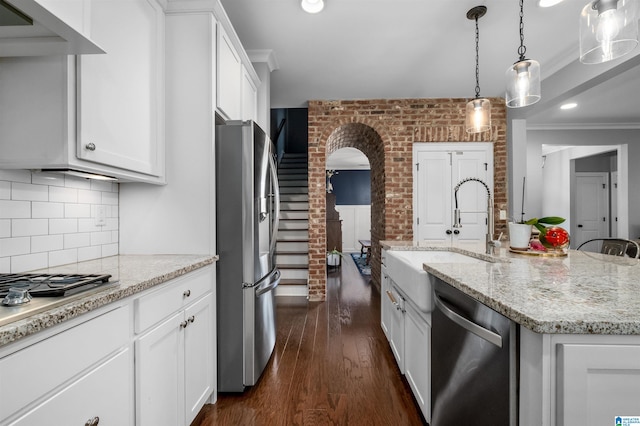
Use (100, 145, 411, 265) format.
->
(216, 120, 281, 392)
(0, 273, 115, 326)
(431, 276, 518, 425)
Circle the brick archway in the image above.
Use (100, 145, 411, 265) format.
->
(307, 98, 507, 302)
(326, 123, 385, 292)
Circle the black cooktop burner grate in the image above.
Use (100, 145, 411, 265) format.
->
(0, 273, 112, 297)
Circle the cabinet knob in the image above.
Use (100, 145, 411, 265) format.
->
(85, 143, 96, 151)
(188, 315, 195, 324)
(453, 229, 460, 235)
(446, 229, 452, 235)
(85, 417, 100, 426)
(183, 289, 191, 297)
(180, 320, 188, 329)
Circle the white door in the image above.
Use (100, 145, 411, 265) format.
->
(413, 143, 493, 244)
(574, 172, 609, 250)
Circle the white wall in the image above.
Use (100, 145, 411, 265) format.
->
(335, 205, 371, 252)
(0, 170, 119, 273)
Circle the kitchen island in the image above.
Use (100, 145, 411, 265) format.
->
(381, 240, 640, 426)
(0, 254, 217, 426)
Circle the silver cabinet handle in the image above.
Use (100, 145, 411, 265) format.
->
(187, 315, 195, 324)
(385, 290, 405, 313)
(180, 320, 188, 329)
(183, 289, 191, 297)
(434, 294, 502, 348)
(85, 143, 96, 151)
(85, 417, 100, 426)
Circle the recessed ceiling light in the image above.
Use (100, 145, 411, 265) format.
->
(538, 0, 564, 7)
(301, 0, 324, 14)
(560, 102, 577, 110)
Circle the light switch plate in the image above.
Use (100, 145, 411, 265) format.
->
(499, 210, 507, 220)
(95, 205, 106, 226)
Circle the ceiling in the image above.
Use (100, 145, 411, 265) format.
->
(220, 0, 640, 129)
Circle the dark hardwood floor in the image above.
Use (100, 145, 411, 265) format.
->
(193, 255, 426, 425)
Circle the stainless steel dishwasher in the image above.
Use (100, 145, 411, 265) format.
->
(431, 276, 518, 426)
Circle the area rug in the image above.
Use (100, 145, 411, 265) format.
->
(350, 252, 371, 276)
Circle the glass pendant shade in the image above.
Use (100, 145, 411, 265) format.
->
(505, 59, 541, 108)
(465, 98, 491, 133)
(301, 0, 324, 13)
(579, 0, 639, 64)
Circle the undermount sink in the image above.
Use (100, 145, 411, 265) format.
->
(384, 250, 487, 312)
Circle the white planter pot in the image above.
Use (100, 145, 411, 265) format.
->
(508, 222, 532, 250)
(327, 253, 341, 266)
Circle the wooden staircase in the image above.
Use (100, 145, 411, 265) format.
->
(276, 153, 309, 296)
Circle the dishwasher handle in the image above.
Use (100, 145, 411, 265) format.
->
(434, 293, 502, 348)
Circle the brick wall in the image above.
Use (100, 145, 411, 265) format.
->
(307, 98, 507, 301)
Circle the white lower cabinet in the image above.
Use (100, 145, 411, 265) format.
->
(387, 283, 405, 373)
(380, 259, 391, 339)
(0, 306, 133, 426)
(557, 343, 640, 426)
(135, 267, 215, 426)
(404, 303, 431, 422)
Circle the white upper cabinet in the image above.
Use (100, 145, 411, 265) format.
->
(0, 0, 165, 184)
(0, 0, 104, 56)
(216, 21, 260, 122)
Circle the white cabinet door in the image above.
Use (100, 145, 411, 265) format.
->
(217, 25, 242, 120)
(10, 349, 132, 426)
(387, 283, 405, 373)
(241, 65, 258, 122)
(77, 0, 164, 177)
(184, 294, 215, 426)
(557, 344, 640, 426)
(404, 303, 431, 423)
(413, 143, 493, 243)
(136, 311, 184, 426)
(380, 258, 391, 340)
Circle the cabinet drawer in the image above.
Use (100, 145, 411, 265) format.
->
(135, 266, 213, 333)
(0, 306, 130, 421)
(8, 348, 132, 426)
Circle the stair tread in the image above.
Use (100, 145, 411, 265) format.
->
(276, 250, 310, 255)
(279, 278, 308, 286)
(278, 264, 310, 269)
(277, 238, 309, 242)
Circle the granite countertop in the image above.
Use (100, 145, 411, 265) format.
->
(0, 254, 217, 347)
(381, 240, 640, 335)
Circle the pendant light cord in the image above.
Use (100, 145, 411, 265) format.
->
(518, 0, 527, 61)
(474, 15, 481, 99)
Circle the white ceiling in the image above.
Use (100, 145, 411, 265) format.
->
(220, 0, 640, 129)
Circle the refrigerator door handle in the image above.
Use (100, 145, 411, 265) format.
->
(268, 153, 280, 256)
(255, 268, 281, 297)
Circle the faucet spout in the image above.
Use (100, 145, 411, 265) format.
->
(452, 177, 496, 254)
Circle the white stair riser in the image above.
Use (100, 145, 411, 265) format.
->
(281, 202, 309, 210)
(275, 254, 309, 264)
(280, 211, 308, 220)
(279, 220, 309, 230)
(279, 269, 309, 280)
(280, 187, 308, 194)
(277, 241, 308, 251)
(278, 231, 308, 241)
(280, 193, 308, 202)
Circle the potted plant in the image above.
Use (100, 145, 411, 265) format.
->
(327, 248, 342, 266)
(509, 216, 566, 250)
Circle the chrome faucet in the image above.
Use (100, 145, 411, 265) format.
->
(452, 177, 499, 255)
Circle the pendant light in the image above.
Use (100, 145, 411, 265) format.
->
(579, 0, 639, 64)
(301, 0, 324, 14)
(505, 0, 541, 108)
(465, 6, 491, 133)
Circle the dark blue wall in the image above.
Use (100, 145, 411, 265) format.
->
(329, 170, 371, 205)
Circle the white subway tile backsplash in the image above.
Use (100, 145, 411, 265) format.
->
(0, 237, 30, 257)
(0, 220, 9, 238)
(11, 252, 48, 273)
(32, 172, 65, 187)
(64, 233, 91, 249)
(11, 182, 48, 202)
(50, 218, 79, 235)
(78, 189, 102, 204)
(49, 249, 78, 267)
(78, 245, 102, 262)
(65, 203, 91, 218)
(0, 200, 31, 219)
(102, 191, 118, 205)
(0, 170, 31, 183)
(0, 171, 119, 272)
(12, 219, 48, 237)
(31, 234, 64, 253)
(0, 181, 10, 199)
(49, 186, 78, 203)
(32, 202, 64, 218)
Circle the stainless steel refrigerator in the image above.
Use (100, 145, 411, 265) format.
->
(215, 120, 281, 392)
